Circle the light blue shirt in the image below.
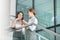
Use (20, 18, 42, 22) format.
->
(28, 16, 38, 31)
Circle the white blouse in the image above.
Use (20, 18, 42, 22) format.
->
(16, 22, 25, 33)
(28, 16, 38, 31)
(16, 23, 22, 29)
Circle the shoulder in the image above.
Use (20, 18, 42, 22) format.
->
(32, 17, 38, 24)
(33, 17, 38, 21)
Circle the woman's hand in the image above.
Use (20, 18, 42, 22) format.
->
(21, 20, 28, 28)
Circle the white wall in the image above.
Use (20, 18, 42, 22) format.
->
(10, 0, 16, 16)
(0, 0, 10, 40)
(10, 0, 16, 26)
(0, 0, 16, 40)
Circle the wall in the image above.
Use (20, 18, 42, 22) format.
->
(0, 0, 10, 40)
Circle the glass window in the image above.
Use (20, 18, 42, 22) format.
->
(56, 0, 60, 24)
(35, 0, 54, 27)
(16, 0, 32, 21)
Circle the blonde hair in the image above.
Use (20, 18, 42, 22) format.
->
(28, 8, 36, 15)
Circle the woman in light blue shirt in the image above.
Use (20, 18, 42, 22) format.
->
(25, 8, 38, 40)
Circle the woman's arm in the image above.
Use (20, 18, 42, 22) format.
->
(23, 20, 28, 25)
(11, 18, 19, 28)
(22, 20, 28, 28)
(11, 20, 16, 28)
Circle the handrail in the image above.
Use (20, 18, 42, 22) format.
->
(32, 23, 60, 38)
(10, 16, 60, 38)
(36, 24, 60, 32)
(9, 23, 60, 38)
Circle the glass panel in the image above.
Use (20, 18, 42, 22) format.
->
(35, 0, 54, 27)
(56, 0, 60, 24)
(56, 27, 60, 40)
(37, 28, 55, 40)
(15, 0, 33, 40)
(16, 0, 32, 21)
(15, 0, 60, 40)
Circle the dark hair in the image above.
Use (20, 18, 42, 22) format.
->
(16, 11, 24, 20)
(28, 8, 36, 15)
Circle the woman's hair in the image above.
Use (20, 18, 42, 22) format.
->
(28, 8, 36, 15)
(16, 11, 24, 20)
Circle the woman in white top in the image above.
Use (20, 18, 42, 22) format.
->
(25, 8, 38, 40)
(12, 11, 26, 40)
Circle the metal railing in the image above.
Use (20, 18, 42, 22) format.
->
(9, 15, 60, 40)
